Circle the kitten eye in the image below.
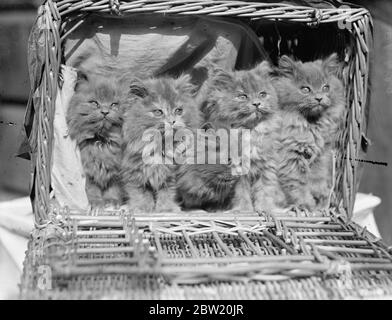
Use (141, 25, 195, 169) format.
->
(89, 100, 99, 107)
(322, 84, 330, 92)
(236, 93, 248, 101)
(259, 91, 267, 98)
(111, 102, 119, 108)
(153, 109, 163, 117)
(174, 108, 183, 115)
(301, 86, 311, 94)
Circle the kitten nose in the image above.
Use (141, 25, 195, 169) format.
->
(252, 101, 261, 107)
(101, 110, 109, 116)
(315, 97, 323, 103)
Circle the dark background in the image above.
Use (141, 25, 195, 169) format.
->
(0, 0, 391, 243)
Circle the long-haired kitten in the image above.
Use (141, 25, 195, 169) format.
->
(202, 61, 286, 213)
(176, 125, 240, 211)
(66, 71, 126, 206)
(122, 75, 200, 213)
(273, 54, 345, 209)
(176, 162, 239, 211)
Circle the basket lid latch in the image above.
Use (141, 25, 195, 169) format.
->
(308, 9, 323, 28)
(109, 0, 121, 15)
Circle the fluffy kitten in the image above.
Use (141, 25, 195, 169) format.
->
(176, 162, 239, 211)
(122, 75, 200, 213)
(273, 54, 345, 209)
(66, 71, 125, 205)
(202, 61, 286, 213)
(176, 126, 240, 211)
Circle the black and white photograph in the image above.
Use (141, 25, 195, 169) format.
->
(0, 0, 391, 302)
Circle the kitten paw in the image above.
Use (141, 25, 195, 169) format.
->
(89, 199, 106, 209)
(126, 189, 155, 213)
(155, 200, 182, 213)
(155, 188, 181, 213)
(253, 192, 284, 215)
(296, 145, 316, 163)
(231, 202, 254, 213)
(253, 204, 273, 215)
(296, 200, 317, 212)
(127, 198, 155, 213)
(103, 200, 121, 210)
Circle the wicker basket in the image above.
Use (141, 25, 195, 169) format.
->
(19, 0, 392, 299)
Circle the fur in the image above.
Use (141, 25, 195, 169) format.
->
(272, 54, 346, 209)
(66, 71, 126, 206)
(122, 75, 201, 213)
(273, 54, 345, 144)
(176, 162, 239, 211)
(200, 61, 286, 212)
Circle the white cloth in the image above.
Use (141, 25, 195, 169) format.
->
(51, 66, 89, 210)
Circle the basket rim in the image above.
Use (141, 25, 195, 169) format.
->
(52, 0, 371, 26)
(25, 0, 373, 224)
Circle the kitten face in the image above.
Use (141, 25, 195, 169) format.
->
(206, 61, 279, 129)
(67, 72, 124, 141)
(274, 54, 345, 121)
(123, 75, 200, 135)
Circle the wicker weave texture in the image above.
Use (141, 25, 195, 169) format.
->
(20, 209, 392, 299)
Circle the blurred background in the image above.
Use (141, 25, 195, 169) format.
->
(0, 0, 391, 245)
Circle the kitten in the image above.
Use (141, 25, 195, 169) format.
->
(176, 162, 239, 211)
(122, 75, 200, 213)
(66, 71, 125, 206)
(176, 126, 240, 211)
(202, 61, 286, 213)
(273, 54, 345, 209)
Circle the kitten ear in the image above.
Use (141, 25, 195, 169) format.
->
(76, 70, 88, 82)
(210, 68, 235, 91)
(128, 79, 148, 98)
(174, 74, 198, 96)
(322, 53, 341, 76)
(278, 55, 298, 76)
(252, 61, 273, 77)
(74, 70, 89, 91)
